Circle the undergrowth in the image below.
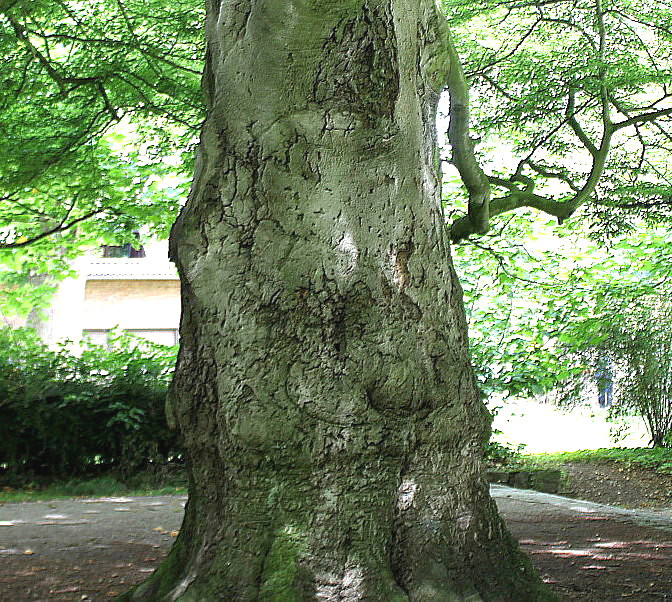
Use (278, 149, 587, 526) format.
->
(524, 447, 672, 475)
(0, 466, 188, 502)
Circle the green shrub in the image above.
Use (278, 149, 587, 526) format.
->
(563, 294, 672, 448)
(0, 327, 181, 477)
(61, 476, 127, 497)
(485, 439, 526, 468)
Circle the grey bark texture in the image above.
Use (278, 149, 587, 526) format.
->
(121, 1, 555, 600)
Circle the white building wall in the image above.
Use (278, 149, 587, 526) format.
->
(44, 240, 181, 347)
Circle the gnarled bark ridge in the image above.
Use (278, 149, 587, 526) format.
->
(122, 1, 555, 600)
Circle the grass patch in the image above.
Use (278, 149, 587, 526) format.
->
(0, 468, 188, 503)
(522, 447, 672, 475)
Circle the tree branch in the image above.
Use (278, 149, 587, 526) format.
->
(30, 30, 203, 75)
(450, 121, 612, 243)
(468, 16, 542, 77)
(450, 189, 570, 242)
(613, 107, 672, 131)
(526, 160, 580, 192)
(5, 12, 101, 92)
(446, 31, 491, 236)
(0, 209, 105, 249)
(566, 90, 598, 156)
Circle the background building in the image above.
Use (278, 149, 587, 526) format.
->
(40, 240, 180, 347)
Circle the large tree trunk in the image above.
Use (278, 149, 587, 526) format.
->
(124, 1, 554, 600)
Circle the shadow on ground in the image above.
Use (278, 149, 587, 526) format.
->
(1, 487, 671, 600)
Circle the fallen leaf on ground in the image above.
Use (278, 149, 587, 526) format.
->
(52, 586, 80, 594)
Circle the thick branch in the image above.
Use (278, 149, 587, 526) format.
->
(613, 107, 672, 131)
(450, 189, 577, 242)
(450, 121, 612, 244)
(446, 32, 490, 235)
(566, 91, 598, 156)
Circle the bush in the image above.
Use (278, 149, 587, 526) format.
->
(485, 439, 526, 468)
(595, 300, 672, 448)
(0, 328, 181, 477)
(560, 293, 672, 448)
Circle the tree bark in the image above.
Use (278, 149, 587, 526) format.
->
(122, 1, 554, 600)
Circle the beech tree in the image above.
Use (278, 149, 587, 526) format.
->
(123, 1, 553, 600)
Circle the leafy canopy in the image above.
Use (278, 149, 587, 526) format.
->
(0, 0, 204, 314)
(443, 0, 672, 241)
(442, 0, 672, 420)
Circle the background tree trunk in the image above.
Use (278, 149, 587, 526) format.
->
(124, 1, 554, 599)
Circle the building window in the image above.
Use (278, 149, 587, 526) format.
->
(101, 243, 146, 258)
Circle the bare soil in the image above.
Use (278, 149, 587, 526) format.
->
(560, 461, 672, 509)
(512, 513, 672, 600)
(0, 495, 185, 601)
(0, 462, 671, 601)
(509, 461, 672, 600)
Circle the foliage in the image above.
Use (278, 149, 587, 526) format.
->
(454, 215, 672, 452)
(0, 0, 204, 315)
(441, 0, 672, 401)
(525, 447, 672, 474)
(452, 212, 585, 396)
(567, 293, 672, 447)
(484, 439, 526, 467)
(613, 330, 672, 448)
(0, 327, 180, 477)
(452, 179, 672, 401)
(0, 470, 188, 503)
(442, 0, 672, 240)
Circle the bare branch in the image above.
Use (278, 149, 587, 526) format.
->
(446, 32, 490, 235)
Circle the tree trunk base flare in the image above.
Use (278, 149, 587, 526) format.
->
(120, 1, 557, 600)
(122, 457, 554, 601)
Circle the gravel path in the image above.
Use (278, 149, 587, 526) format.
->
(1, 487, 671, 600)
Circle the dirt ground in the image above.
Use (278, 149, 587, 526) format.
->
(1, 462, 671, 601)
(0, 495, 185, 601)
(516, 461, 672, 600)
(560, 461, 672, 509)
(498, 467, 672, 601)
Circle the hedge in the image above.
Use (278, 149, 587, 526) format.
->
(0, 328, 180, 477)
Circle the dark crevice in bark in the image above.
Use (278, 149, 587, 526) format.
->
(314, 3, 399, 125)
